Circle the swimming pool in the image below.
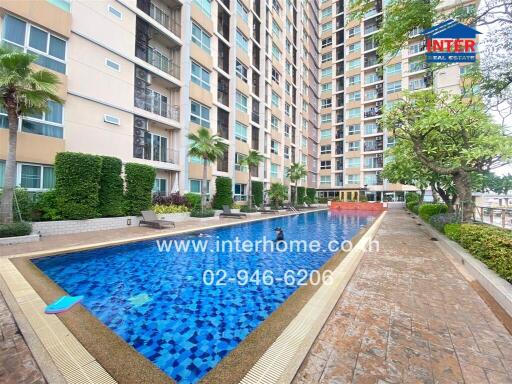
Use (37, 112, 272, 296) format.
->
(33, 210, 377, 383)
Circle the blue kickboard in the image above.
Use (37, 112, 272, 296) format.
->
(45, 295, 84, 314)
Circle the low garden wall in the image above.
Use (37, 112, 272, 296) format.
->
(32, 216, 141, 237)
(330, 202, 386, 211)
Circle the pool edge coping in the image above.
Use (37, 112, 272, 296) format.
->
(0, 208, 384, 384)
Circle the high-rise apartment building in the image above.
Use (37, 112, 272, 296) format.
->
(0, 0, 472, 202)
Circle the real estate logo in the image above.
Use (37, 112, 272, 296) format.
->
(423, 19, 481, 63)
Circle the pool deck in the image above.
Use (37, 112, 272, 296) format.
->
(293, 209, 512, 384)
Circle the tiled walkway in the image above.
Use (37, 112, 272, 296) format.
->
(294, 210, 512, 384)
(0, 292, 45, 384)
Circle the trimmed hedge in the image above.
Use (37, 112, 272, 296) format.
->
(252, 181, 264, 207)
(419, 203, 448, 222)
(98, 156, 124, 217)
(297, 186, 306, 205)
(190, 208, 215, 217)
(444, 224, 461, 242)
(212, 176, 232, 209)
(456, 224, 512, 283)
(0, 222, 32, 238)
(429, 213, 460, 233)
(34, 190, 61, 221)
(124, 163, 156, 215)
(306, 188, 316, 203)
(184, 193, 201, 209)
(55, 152, 102, 219)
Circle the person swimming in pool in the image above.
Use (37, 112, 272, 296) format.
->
(274, 227, 284, 242)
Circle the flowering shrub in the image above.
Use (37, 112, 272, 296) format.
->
(153, 193, 188, 206)
(152, 204, 189, 214)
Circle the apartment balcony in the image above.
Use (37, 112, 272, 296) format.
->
(335, 16, 344, 30)
(137, 0, 181, 37)
(364, 38, 378, 52)
(364, 72, 383, 85)
(409, 60, 427, 73)
(218, 40, 230, 73)
(336, 0, 344, 14)
(253, 0, 261, 15)
(335, 143, 344, 155)
(218, 7, 230, 40)
(364, 139, 384, 152)
(364, 154, 384, 169)
(364, 107, 382, 118)
(364, 24, 380, 36)
(336, 158, 343, 171)
(252, 73, 260, 95)
(133, 122, 180, 165)
(336, 63, 344, 76)
(134, 87, 180, 122)
(335, 128, 344, 139)
(364, 55, 381, 68)
(336, 113, 344, 124)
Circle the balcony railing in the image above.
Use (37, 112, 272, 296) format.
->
(149, 3, 181, 37)
(364, 108, 382, 118)
(134, 146, 179, 164)
(135, 91, 180, 121)
(409, 61, 427, 73)
(146, 49, 180, 78)
(364, 143, 384, 152)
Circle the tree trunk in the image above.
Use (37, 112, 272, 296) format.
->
(420, 189, 425, 203)
(0, 107, 18, 224)
(432, 183, 455, 213)
(453, 170, 473, 222)
(201, 158, 208, 212)
(294, 182, 297, 206)
(248, 171, 252, 210)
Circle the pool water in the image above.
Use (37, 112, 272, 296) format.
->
(34, 210, 376, 383)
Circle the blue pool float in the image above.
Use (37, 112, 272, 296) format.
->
(45, 295, 83, 314)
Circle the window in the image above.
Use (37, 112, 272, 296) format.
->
(320, 176, 331, 185)
(193, 0, 212, 16)
(236, 29, 249, 52)
(348, 124, 361, 135)
(105, 59, 120, 71)
(236, 91, 248, 112)
(2, 14, 66, 74)
(5, 100, 65, 138)
(236, 0, 249, 23)
(348, 58, 360, 70)
(321, 67, 332, 78)
(386, 62, 401, 75)
(271, 163, 279, 178)
(234, 183, 248, 201)
(321, 52, 332, 63)
(271, 43, 282, 60)
(348, 74, 361, 86)
(321, 83, 332, 93)
(235, 152, 248, 171)
(192, 22, 211, 53)
(320, 160, 331, 170)
(271, 67, 281, 83)
(348, 25, 360, 37)
(104, 115, 120, 125)
(387, 137, 396, 148)
(18, 164, 55, 190)
(348, 42, 360, 54)
(108, 5, 123, 18)
(347, 107, 360, 119)
(409, 41, 425, 55)
(321, 37, 332, 48)
(322, 22, 333, 33)
(364, 123, 378, 135)
(321, 129, 332, 139)
(191, 61, 210, 90)
(302, 135, 308, 147)
(190, 100, 210, 127)
(347, 91, 361, 102)
(271, 115, 280, 131)
(348, 141, 360, 151)
(190, 179, 210, 194)
(284, 124, 290, 137)
(387, 80, 402, 94)
(235, 121, 248, 142)
(236, 60, 248, 82)
(347, 158, 360, 168)
(321, 98, 332, 109)
(321, 113, 332, 124)
(153, 178, 167, 194)
(409, 78, 427, 90)
(271, 91, 280, 107)
(272, 19, 282, 38)
(321, 7, 332, 19)
(271, 140, 279, 154)
(284, 145, 290, 159)
(365, 72, 380, 84)
(346, 174, 360, 184)
(320, 144, 331, 154)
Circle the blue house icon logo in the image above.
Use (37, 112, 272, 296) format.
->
(423, 19, 481, 63)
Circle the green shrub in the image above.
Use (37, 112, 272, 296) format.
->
(406, 201, 420, 213)
(296, 186, 306, 205)
(190, 208, 215, 218)
(98, 156, 124, 217)
(0, 222, 32, 238)
(457, 224, 512, 283)
(34, 190, 61, 221)
(419, 203, 448, 222)
(306, 188, 316, 204)
(184, 193, 201, 209)
(124, 163, 156, 215)
(212, 176, 232, 209)
(240, 205, 258, 213)
(152, 204, 189, 214)
(0, 188, 34, 221)
(405, 192, 420, 203)
(55, 152, 102, 219)
(444, 224, 462, 242)
(252, 181, 264, 207)
(429, 213, 460, 233)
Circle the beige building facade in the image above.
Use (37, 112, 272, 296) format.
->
(0, 0, 473, 202)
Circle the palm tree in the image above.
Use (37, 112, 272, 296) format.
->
(287, 162, 308, 207)
(188, 127, 228, 211)
(0, 48, 62, 224)
(240, 150, 264, 210)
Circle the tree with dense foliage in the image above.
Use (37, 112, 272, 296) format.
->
(0, 48, 62, 223)
(98, 156, 125, 217)
(188, 127, 228, 211)
(382, 139, 458, 210)
(382, 91, 512, 220)
(267, 183, 287, 209)
(240, 150, 265, 210)
(212, 176, 232, 209)
(124, 163, 156, 215)
(287, 163, 308, 206)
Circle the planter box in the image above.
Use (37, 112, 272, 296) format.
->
(231, 209, 241, 213)
(32, 216, 140, 237)
(0, 233, 40, 246)
(156, 212, 191, 222)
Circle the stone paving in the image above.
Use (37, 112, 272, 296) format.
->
(0, 292, 45, 384)
(293, 210, 512, 384)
